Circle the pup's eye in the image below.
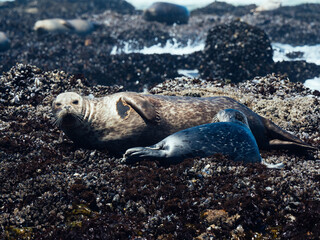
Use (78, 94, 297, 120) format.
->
(56, 103, 61, 107)
(72, 100, 79, 105)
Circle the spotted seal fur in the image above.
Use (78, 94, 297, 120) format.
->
(52, 91, 317, 154)
(123, 109, 285, 168)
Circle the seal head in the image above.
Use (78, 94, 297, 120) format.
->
(52, 92, 84, 129)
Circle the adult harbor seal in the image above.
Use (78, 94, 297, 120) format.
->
(34, 18, 95, 35)
(123, 109, 284, 168)
(52, 91, 317, 154)
(143, 2, 189, 25)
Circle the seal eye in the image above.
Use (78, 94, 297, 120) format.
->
(72, 100, 79, 105)
(56, 103, 61, 107)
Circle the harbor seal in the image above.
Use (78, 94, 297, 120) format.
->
(143, 2, 189, 25)
(34, 18, 95, 35)
(123, 109, 284, 168)
(0, 31, 10, 51)
(255, 0, 281, 12)
(52, 91, 317, 154)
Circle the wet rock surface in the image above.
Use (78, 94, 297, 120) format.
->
(274, 61, 320, 83)
(0, 64, 319, 239)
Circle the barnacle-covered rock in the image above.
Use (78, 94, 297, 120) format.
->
(199, 20, 274, 82)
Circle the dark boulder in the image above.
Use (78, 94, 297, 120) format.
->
(199, 20, 274, 82)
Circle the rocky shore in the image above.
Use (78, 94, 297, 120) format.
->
(0, 0, 320, 239)
(1, 64, 319, 239)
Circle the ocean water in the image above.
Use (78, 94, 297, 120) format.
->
(1, 0, 320, 7)
(126, 0, 320, 10)
(273, 43, 320, 65)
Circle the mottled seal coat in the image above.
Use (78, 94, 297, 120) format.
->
(52, 91, 316, 154)
(123, 109, 284, 168)
(34, 18, 95, 35)
(143, 2, 190, 25)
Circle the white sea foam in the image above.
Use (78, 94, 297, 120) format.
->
(305, 77, 320, 91)
(111, 39, 205, 55)
(272, 43, 320, 91)
(177, 69, 199, 78)
(272, 43, 320, 65)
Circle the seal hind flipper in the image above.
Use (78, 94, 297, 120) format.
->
(121, 95, 160, 124)
(269, 139, 318, 151)
(260, 117, 318, 150)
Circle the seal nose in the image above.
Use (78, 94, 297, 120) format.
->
(64, 105, 71, 111)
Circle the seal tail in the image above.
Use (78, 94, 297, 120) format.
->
(260, 116, 318, 151)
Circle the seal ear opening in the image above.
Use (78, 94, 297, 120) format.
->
(121, 95, 159, 124)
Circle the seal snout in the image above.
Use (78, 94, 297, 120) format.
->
(61, 113, 77, 127)
(64, 105, 72, 111)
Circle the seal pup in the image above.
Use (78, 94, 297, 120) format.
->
(52, 91, 317, 154)
(0, 31, 10, 51)
(34, 18, 95, 35)
(143, 2, 190, 25)
(123, 109, 284, 168)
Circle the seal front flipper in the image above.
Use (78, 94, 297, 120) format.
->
(121, 95, 160, 124)
(123, 145, 166, 164)
(61, 19, 76, 31)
